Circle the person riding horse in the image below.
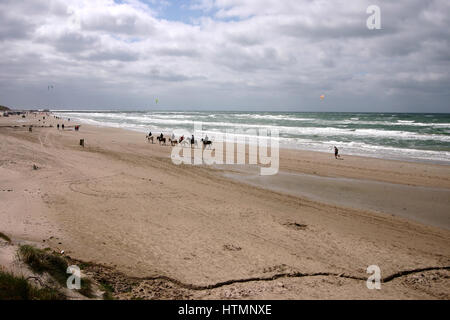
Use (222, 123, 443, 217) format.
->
(146, 131, 154, 143)
(201, 136, 212, 149)
(169, 133, 179, 146)
(157, 132, 166, 145)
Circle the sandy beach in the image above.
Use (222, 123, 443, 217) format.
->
(1, 113, 449, 299)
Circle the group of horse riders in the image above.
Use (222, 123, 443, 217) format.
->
(146, 131, 212, 148)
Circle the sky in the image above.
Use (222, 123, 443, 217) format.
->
(0, 0, 449, 112)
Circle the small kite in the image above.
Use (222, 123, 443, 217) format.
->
(320, 94, 325, 100)
(155, 98, 159, 104)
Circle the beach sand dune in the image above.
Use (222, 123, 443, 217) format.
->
(1, 114, 449, 299)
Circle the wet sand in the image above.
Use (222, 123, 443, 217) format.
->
(222, 166, 450, 230)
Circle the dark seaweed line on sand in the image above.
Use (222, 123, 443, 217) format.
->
(135, 266, 450, 291)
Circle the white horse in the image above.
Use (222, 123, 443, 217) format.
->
(179, 138, 197, 148)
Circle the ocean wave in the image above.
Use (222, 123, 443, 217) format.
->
(280, 138, 450, 163)
(57, 112, 450, 142)
(243, 114, 311, 121)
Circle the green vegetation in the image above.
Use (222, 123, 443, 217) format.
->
(0, 232, 11, 243)
(78, 277, 94, 298)
(18, 245, 68, 282)
(98, 280, 115, 300)
(0, 270, 64, 300)
(18, 245, 94, 298)
(78, 262, 94, 270)
(0, 105, 11, 111)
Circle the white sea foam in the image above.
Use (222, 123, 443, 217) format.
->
(57, 113, 450, 142)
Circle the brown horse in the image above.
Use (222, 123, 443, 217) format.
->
(157, 136, 166, 145)
(201, 138, 212, 149)
(169, 138, 178, 146)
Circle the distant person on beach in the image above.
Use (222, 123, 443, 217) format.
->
(62, 124, 64, 130)
(57, 124, 59, 130)
(160, 133, 163, 140)
(334, 146, 340, 159)
(148, 131, 152, 137)
(191, 135, 195, 148)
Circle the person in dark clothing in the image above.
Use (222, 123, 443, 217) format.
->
(334, 146, 340, 159)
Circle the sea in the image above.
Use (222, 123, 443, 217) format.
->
(52, 111, 450, 164)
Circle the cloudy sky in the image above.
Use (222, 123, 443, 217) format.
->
(0, 0, 449, 112)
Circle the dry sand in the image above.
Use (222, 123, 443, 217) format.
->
(0, 113, 449, 299)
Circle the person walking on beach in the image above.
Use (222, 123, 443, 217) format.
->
(334, 146, 340, 159)
(57, 124, 59, 130)
(191, 135, 195, 148)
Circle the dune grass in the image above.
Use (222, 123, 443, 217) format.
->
(18, 245, 94, 298)
(98, 280, 115, 300)
(0, 270, 64, 300)
(0, 232, 11, 243)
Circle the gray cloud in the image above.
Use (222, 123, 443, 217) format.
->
(0, 10, 36, 41)
(49, 32, 100, 53)
(85, 48, 140, 62)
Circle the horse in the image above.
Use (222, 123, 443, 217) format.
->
(201, 138, 212, 149)
(180, 139, 190, 147)
(169, 138, 178, 146)
(146, 135, 154, 143)
(179, 137, 198, 148)
(157, 136, 166, 145)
